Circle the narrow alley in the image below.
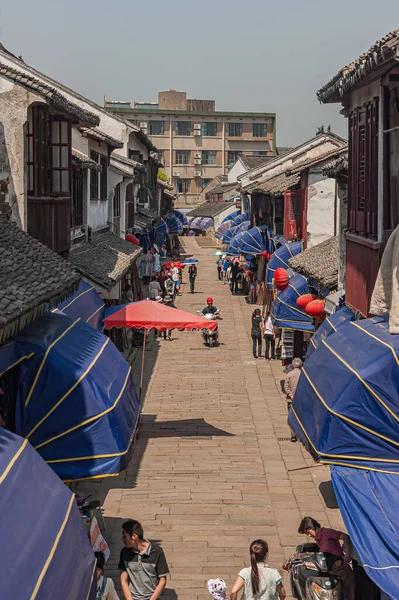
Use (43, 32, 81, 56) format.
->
(94, 237, 344, 600)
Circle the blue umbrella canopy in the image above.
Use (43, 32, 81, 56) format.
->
(233, 226, 266, 255)
(306, 305, 356, 359)
(0, 428, 96, 599)
(228, 230, 249, 256)
(0, 313, 140, 481)
(230, 212, 248, 226)
(191, 216, 214, 230)
(271, 273, 314, 332)
(221, 209, 240, 224)
(216, 220, 233, 239)
(266, 241, 303, 289)
(155, 218, 167, 248)
(173, 209, 188, 226)
(222, 224, 240, 245)
(165, 213, 183, 235)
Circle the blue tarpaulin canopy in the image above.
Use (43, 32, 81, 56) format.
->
(155, 218, 168, 248)
(228, 230, 249, 257)
(306, 305, 356, 359)
(221, 210, 240, 224)
(331, 466, 399, 598)
(266, 241, 303, 289)
(165, 213, 183, 235)
(289, 314, 399, 595)
(0, 428, 96, 599)
(271, 273, 314, 332)
(222, 221, 251, 245)
(0, 313, 140, 481)
(230, 212, 248, 226)
(216, 221, 232, 239)
(173, 209, 188, 226)
(289, 315, 399, 471)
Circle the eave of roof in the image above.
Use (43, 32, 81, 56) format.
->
(289, 145, 348, 174)
(187, 201, 233, 218)
(317, 29, 399, 103)
(0, 63, 99, 126)
(72, 148, 102, 171)
(157, 179, 174, 191)
(288, 236, 338, 289)
(80, 127, 123, 149)
(249, 172, 300, 195)
(110, 154, 146, 175)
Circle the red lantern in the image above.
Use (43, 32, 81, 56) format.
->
(296, 294, 318, 310)
(274, 268, 289, 291)
(125, 234, 140, 245)
(305, 299, 326, 318)
(262, 250, 268, 258)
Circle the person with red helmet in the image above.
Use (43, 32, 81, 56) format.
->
(202, 297, 219, 316)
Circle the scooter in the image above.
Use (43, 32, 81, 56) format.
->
(284, 543, 344, 600)
(197, 310, 221, 347)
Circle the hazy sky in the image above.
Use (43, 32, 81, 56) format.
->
(1, 1, 397, 146)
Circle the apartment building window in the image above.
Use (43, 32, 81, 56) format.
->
(228, 151, 241, 166)
(202, 122, 217, 136)
(253, 123, 267, 138)
(175, 178, 191, 194)
(202, 151, 217, 165)
(253, 151, 267, 156)
(201, 178, 212, 190)
(228, 123, 242, 137)
(148, 121, 164, 135)
(90, 151, 108, 199)
(176, 150, 190, 165)
(175, 121, 191, 136)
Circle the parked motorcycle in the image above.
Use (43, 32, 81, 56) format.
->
(284, 543, 344, 600)
(197, 310, 221, 347)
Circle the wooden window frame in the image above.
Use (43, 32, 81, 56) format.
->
(202, 150, 217, 165)
(100, 154, 108, 199)
(72, 163, 84, 228)
(113, 183, 121, 217)
(348, 98, 379, 237)
(176, 150, 190, 165)
(90, 150, 99, 199)
(201, 122, 217, 136)
(175, 121, 191, 136)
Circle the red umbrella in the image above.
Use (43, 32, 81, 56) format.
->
(104, 301, 217, 399)
(125, 233, 140, 245)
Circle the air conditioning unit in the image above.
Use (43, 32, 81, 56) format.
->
(194, 130, 201, 136)
(193, 124, 201, 130)
(139, 122, 148, 128)
(194, 152, 202, 159)
(173, 171, 181, 177)
(194, 171, 202, 177)
(194, 158, 201, 165)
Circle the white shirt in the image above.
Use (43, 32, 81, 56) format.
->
(97, 575, 120, 600)
(171, 267, 180, 282)
(264, 316, 274, 336)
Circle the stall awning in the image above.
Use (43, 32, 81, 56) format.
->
(271, 273, 314, 332)
(289, 315, 399, 472)
(165, 213, 183, 235)
(307, 305, 356, 359)
(222, 221, 250, 245)
(230, 212, 248, 226)
(331, 466, 399, 598)
(221, 209, 240, 224)
(0, 428, 96, 599)
(2, 313, 140, 481)
(266, 241, 303, 289)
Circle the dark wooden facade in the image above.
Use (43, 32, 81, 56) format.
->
(345, 235, 383, 316)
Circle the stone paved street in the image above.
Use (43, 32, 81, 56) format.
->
(93, 237, 345, 600)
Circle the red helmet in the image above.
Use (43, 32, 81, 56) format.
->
(207, 297, 213, 304)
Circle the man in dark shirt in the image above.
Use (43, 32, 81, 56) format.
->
(119, 519, 169, 600)
(188, 264, 197, 294)
(230, 261, 240, 294)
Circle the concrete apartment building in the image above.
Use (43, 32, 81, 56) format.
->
(105, 90, 276, 206)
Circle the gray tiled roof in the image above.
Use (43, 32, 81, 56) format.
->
(0, 216, 80, 343)
(0, 63, 99, 126)
(240, 156, 272, 170)
(249, 172, 300, 195)
(317, 29, 399, 103)
(288, 236, 338, 289)
(187, 201, 233, 218)
(70, 232, 142, 288)
(80, 127, 123, 149)
(322, 155, 349, 178)
(289, 145, 348, 173)
(206, 182, 238, 196)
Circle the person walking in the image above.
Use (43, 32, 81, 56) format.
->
(148, 275, 162, 300)
(95, 552, 120, 600)
(171, 263, 181, 296)
(264, 313, 275, 360)
(163, 295, 176, 340)
(188, 263, 198, 293)
(216, 258, 223, 281)
(251, 308, 263, 359)
(119, 519, 169, 600)
(230, 260, 240, 294)
(222, 257, 231, 285)
(284, 357, 303, 442)
(165, 273, 175, 299)
(230, 539, 286, 600)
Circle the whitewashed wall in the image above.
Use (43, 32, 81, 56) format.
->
(306, 170, 336, 248)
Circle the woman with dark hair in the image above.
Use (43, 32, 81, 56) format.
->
(251, 308, 264, 359)
(230, 540, 286, 600)
(94, 551, 120, 599)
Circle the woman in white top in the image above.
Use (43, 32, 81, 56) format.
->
(230, 540, 286, 600)
(263, 313, 276, 360)
(95, 552, 120, 600)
